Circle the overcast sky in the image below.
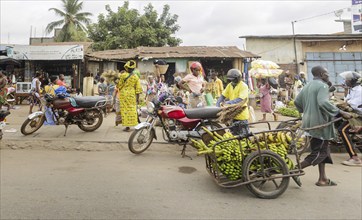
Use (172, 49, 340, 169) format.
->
(0, 0, 354, 49)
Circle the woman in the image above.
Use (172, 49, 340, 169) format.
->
(0, 71, 8, 110)
(146, 75, 157, 103)
(258, 78, 277, 121)
(117, 60, 143, 132)
(178, 62, 206, 108)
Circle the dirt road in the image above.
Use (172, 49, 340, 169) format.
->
(1, 146, 361, 220)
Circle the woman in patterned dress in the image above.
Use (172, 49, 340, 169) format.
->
(117, 60, 143, 132)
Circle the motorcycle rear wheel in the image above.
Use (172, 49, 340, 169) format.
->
(21, 115, 45, 135)
(77, 110, 103, 132)
(128, 127, 155, 154)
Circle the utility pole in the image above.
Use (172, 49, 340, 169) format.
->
(291, 21, 299, 74)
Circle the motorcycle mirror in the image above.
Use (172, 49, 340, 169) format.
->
(176, 96, 183, 104)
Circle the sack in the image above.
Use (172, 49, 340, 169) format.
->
(268, 77, 278, 89)
(249, 106, 256, 123)
(204, 93, 214, 106)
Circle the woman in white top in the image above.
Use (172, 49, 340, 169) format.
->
(29, 72, 42, 114)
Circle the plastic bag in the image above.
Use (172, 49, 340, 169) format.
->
(249, 106, 256, 123)
(204, 93, 214, 106)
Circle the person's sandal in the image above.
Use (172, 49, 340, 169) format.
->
(123, 127, 130, 132)
(315, 179, 337, 187)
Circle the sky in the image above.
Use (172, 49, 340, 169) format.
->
(0, 0, 355, 49)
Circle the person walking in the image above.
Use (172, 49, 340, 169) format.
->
(117, 60, 143, 132)
(294, 65, 352, 187)
(178, 62, 206, 108)
(29, 72, 42, 114)
(216, 69, 249, 136)
(337, 71, 362, 166)
(258, 78, 277, 121)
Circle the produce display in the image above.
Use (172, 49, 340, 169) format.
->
(249, 60, 283, 79)
(276, 107, 300, 118)
(191, 127, 301, 181)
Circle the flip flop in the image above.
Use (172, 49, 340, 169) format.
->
(315, 179, 337, 187)
(123, 127, 131, 132)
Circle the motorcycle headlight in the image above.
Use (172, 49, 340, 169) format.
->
(147, 102, 155, 113)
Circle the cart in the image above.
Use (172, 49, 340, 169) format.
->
(201, 121, 305, 199)
(201, 118, 345, 199)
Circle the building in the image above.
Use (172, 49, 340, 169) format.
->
(85, 46, 260, 85)
(240, 20, 362, 85)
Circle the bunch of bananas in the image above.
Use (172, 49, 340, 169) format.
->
(191, 128, 301, 180)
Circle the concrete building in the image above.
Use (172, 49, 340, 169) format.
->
(240, 20, 362, 85)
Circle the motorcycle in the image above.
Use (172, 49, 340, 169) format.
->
(128, 96, 223, 156)
(21, 94, 106, 136)
(0, 109, 11, 140)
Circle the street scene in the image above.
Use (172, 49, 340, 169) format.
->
(1, 0, 362, 219)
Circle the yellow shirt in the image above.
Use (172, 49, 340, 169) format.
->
(212, 77, 224, 98)
(222, 81, 249, 120)
(44, 84, 59, 96)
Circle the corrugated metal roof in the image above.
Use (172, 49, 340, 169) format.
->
(86, 46, 260, 61)
(239, 34, 362, 41)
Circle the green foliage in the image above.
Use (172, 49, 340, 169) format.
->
(88, 1, 182, 51)
(46, 0, 92, 42)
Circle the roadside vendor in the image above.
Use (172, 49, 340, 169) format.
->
(216, 69, 249, 136)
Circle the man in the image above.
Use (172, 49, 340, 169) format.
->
(337, 71, 362, 166)
(208, 71, 224, 99)
(294, 65, 351, 187)
(178, 62, 206, 108)
(117, 60, 142, 132)
(216, 69, 249, 136)
(97, 77, 107, 96)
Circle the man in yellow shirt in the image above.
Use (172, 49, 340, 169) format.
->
(216, 69, 249, 135)
(210, 72, 224, 99)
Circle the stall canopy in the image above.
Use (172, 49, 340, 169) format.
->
(0, 55, 21, 65)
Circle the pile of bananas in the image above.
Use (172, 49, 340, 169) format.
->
(192, 128, 301, 180)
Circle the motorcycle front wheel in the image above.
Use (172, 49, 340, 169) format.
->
(77, 110, 103, 132)
(21, 115, 45, 135)
(128, 127, 155, 154)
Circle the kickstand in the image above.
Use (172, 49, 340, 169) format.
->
(63, 124, 68, 136)
(181, 143, 192, 160)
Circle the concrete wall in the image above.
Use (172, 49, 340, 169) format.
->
(245, 38, 303, 64)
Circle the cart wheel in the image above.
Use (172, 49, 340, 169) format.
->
(242, 150, 289, 199)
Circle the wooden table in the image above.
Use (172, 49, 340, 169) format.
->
(14, 93, 31, 105)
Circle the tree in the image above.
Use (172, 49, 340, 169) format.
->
(88, 1, 182, 51)
(45, 0, 93, 42)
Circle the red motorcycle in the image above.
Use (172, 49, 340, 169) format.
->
(128, 96, 223, 155)
(0, 109, 11, 140)
(21, 94, 106, 136)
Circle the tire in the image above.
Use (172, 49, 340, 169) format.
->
(0, 130, 3, 140)
(21, 115, 45, 135)
(77, 110, 103, 132)
(276, 121, 310, 155)
(128, 127, 155, 154)
(242, 150, 290, 199)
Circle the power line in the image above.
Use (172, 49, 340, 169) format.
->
(293, 7, 350, 23)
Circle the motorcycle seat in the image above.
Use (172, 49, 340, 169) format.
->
(73, 96, 107, 108)
(184, 107, 222, 119)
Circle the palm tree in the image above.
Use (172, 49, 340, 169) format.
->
(45, 0, 92, 42)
